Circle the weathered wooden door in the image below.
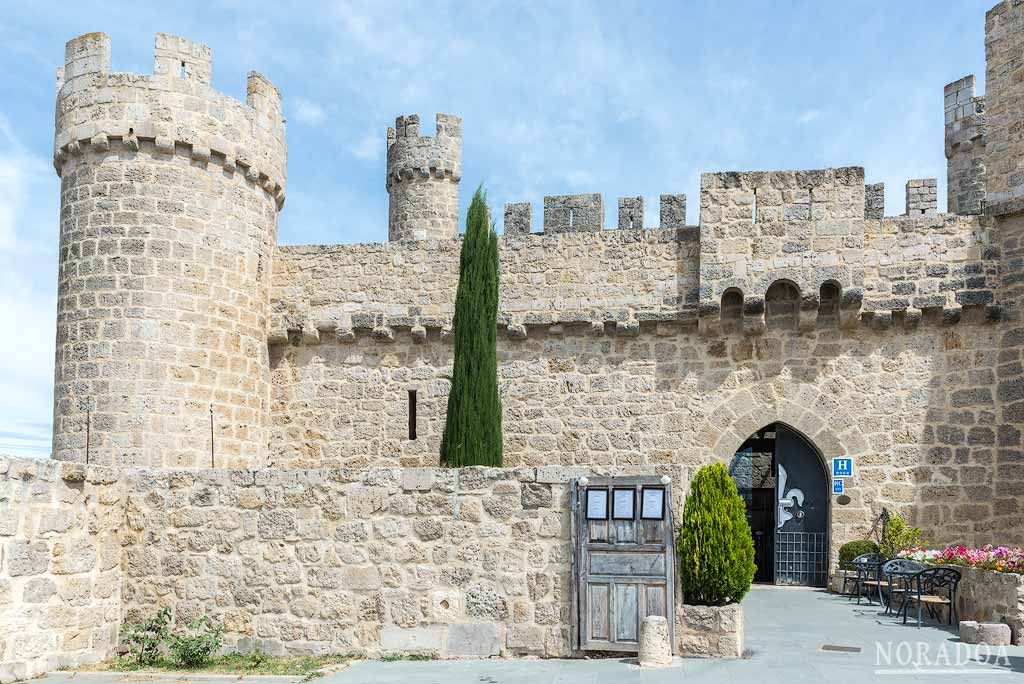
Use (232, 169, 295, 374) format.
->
(571, 476, 675, 654)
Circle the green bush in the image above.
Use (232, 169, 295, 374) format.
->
(677, 463, 756, 605)
(122, 607, 171, 665)
(167, 616, 224, 668)
(880, 512, 923, 559)
(839, 539, 879, 566)
(440, 186, 502, 467)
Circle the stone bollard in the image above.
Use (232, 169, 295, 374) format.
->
(960, 621, 1012, 646)
(639, 615, 673, 667)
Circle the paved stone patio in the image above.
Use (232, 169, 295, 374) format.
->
(37, 586, 1024, 684)
(329, 585, 1024, 682)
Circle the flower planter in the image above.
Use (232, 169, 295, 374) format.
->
(675, 603, 743, 658)
(937, 564, 1024, 645)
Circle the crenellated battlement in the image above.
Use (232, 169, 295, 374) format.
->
(386, 113, 462, 241)
(53, 32, 286, 207)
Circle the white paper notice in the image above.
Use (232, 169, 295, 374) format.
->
(613, 489, 634, 519)
(641, 488, 664, 519)
(586, 489, 608, 519)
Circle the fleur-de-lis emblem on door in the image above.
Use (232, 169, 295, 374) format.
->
(777, 463, 805, 529)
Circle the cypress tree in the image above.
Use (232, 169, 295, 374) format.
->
(440, 186, 502, 467)
(677, 463, 756, 605)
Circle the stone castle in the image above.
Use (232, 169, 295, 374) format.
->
(1, 0, 1022, 676)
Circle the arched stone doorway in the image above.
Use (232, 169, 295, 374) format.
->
(728, 423, 829, 587)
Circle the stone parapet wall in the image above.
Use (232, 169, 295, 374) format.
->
(117, 463, 686, 659)
(862, 214, 997, 312)
(697, 167, 866, 317)
(271, 211, 991, 341)
(270, 229, 698, 339)
(0, 458, 689, 674)
(0, 458, 122, 683)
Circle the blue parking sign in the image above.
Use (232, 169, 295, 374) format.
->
(833, 479, 845, 495)
(832, 457, 853, 478)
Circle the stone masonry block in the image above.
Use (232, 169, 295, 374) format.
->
(543, 194, 602, 233)
(618, 196, 643, 230)
(504, 202, 532, 235)
(401, 467, 435, 491)
(865, 182, 884, 219)
(660, 193, 687, 228)
(960, 621, 1012, 646)
(446, 623, 501, 657)
(380, 625, 445, 652)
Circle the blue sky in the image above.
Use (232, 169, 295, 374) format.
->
(0, 0, 992, 457)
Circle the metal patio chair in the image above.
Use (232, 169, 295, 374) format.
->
(845, 552, 886, 604)
(901, 567, 961, 628)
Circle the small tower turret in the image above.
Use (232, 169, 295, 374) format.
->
(944, 75, 986, 215)
(386, 113, 461, 241)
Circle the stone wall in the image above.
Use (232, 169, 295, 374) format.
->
(118, 464, 686, 659)
(0, 458, 122, 683)
(267, 315, 1023, 551)
(270, 229, 699, 338)
(697, 167, 867, 312)
(984, 0, 1024, 215)
(950, 565, 1024, 645)
(271, 211, 990, 341)
(861, 214, 997, 312)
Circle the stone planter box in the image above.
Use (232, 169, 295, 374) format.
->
(675, 603, 744, 658)
(943, 565, 1024, 645)
(828, 561, 1024, 646)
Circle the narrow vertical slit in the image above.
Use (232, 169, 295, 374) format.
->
(752, 188, 758, 224)
(568, 208, 575, 229)
(408, 389, 417, 440)
(180, 61, 187, 79)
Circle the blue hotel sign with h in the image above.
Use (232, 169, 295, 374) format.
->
(832, 457, 854, 478)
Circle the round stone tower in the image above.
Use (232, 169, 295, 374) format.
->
(52, 32, 286, 468)
(386, 113, 462, 240)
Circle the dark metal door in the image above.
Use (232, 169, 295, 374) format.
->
(748, 489, 775, 583)
(571, 476, 675, 654)
(729, 444, 776, 583)
(774, 425, 828, 586)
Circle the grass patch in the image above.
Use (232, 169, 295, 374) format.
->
(81, 652, 354, 678)
(379, 651, 437, 662)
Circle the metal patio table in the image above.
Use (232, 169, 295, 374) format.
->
(881, 560, 925, 616)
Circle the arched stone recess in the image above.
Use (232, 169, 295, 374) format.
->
(690, 379, 877, 559)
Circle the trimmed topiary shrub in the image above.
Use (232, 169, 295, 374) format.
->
(839, 539, 879, 566)
(677, 463, 756, 606)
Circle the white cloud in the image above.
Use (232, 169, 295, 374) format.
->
(797, 109, 821, 124)
(0, 115, 49, 252)
(0, 115, 57, 458)
(292, 97, 327, 126)
(351, 130, 380, 161)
